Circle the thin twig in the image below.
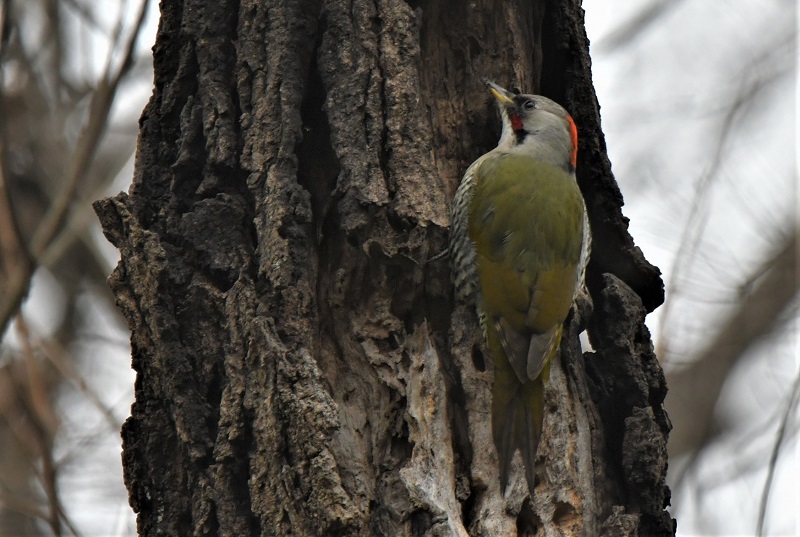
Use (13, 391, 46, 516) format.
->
(0, 490, 49, 522)
(61, 0, 105, 34)
(45, 0, 65, 101)
(0, 143, 34, 328)
(40, 336, 121, 432)
(16, 316, 59, 434)
(28, 0, 149, 258)
(756, 367, 800, 536)
(655, 78, 749, 362)
(39, 134, 138, 269)
(656, 35, 795, 364)
(12, 318, 84, 537)
(0, 0, 150, 338)
(13, 316, 60, 537)
(595, 0, 682, 53)
(668, 230, 799, 456)
(0, 0, 10, 58)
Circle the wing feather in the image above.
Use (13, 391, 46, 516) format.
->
(468, 153, 585, 381)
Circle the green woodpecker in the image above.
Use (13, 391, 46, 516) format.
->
(449, 80, 590, 492)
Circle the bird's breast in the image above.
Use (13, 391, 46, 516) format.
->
(467, 153, 585, 334)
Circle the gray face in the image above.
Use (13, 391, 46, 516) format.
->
(506, 93, 571, 136)
(483, 80, 570, 130)
(496, 92, 576, 172)
(482, 80, 576, 170)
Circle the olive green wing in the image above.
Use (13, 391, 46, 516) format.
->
(468, 153, 585, 382)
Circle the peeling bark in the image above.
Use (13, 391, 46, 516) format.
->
(94, 0, 674, 535)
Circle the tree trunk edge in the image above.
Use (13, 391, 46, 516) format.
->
(550, 1, 674, 532)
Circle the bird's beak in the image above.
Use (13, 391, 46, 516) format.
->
(483, 79, 515, 105)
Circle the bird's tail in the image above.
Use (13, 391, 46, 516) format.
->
(492, 360, 547, 493)
(487, 322, 551, 494)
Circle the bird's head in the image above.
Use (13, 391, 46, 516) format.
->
(484, 79, 578, 172)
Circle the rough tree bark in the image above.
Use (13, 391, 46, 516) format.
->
(94, 0, 673, 535)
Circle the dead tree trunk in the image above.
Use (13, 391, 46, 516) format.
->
(94, 0, 674, 535)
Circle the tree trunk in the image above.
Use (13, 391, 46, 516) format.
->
(94, 0, 673, 535)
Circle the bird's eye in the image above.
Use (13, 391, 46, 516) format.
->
(523, 100, 537, 110)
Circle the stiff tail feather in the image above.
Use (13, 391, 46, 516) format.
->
(492, 361, 547, 493)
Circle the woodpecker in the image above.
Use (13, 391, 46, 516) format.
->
(449, 80, 590, 492)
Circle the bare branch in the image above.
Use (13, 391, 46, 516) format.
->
(656, 72, 763, 363)
(666, 228, 800, 456)
(0, 491, 49, 524)
(40, 336, 121, 432)
(28, 0, 149, 258)
(757, 368, 800, 536)
(61, 0, 105, 34)
(0, 0, 150, 338)
(15, 317, 60, 536)
(595, 0, 682, 53)
(0, 143, 33, 326)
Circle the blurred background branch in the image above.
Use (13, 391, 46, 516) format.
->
(0, 0, 155, 534)
(588, 1, 797, 535)
(667, 229, 798, 456)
